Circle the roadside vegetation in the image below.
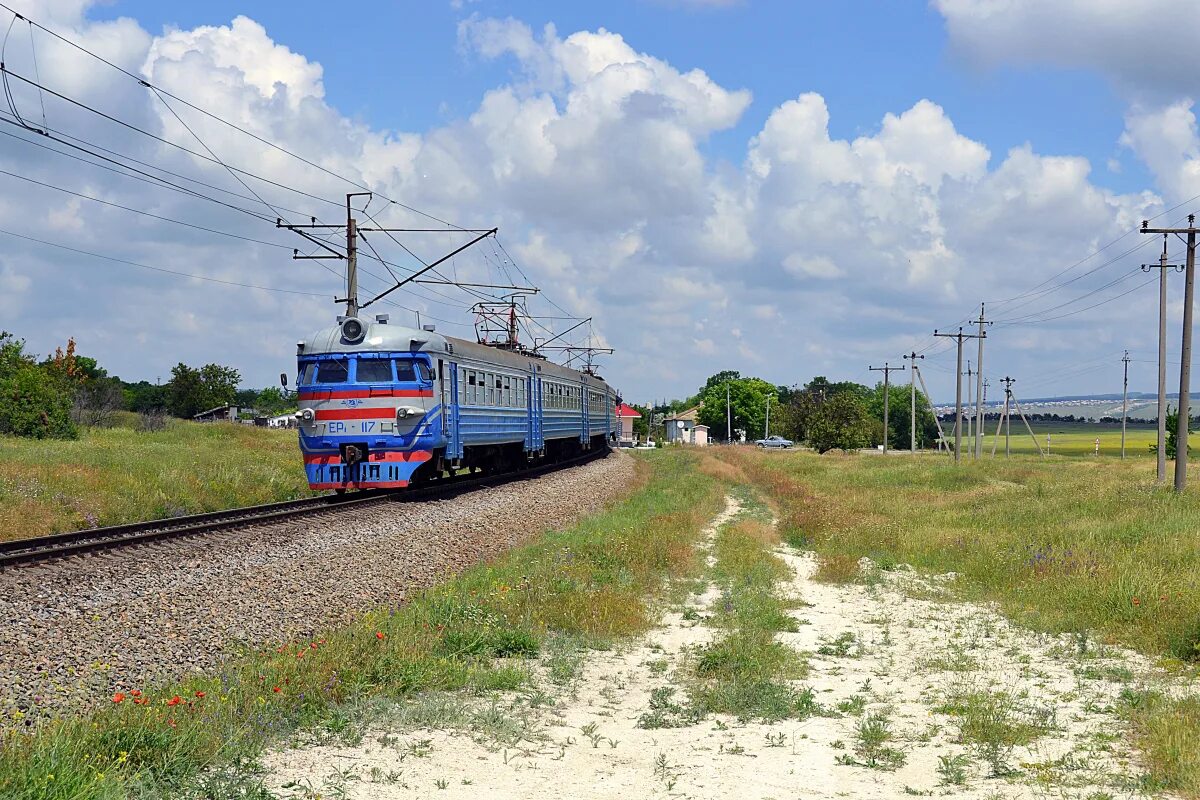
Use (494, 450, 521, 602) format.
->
(0, 449, 726, 799)
(717, 446, 1200, 795)
(0, 415, 308, 541)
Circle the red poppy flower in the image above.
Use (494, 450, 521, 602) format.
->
(296, 651, 305, 659)
(376, 631, 385, 640)
(1132, 597, 1141, 606)
(273, 686, 281, 693)
(310, 642, 318, 650)
(194, 691, 205, 699)
(133, 698, 148, 705)
(130, 690, 142, 697)
(166, 695, 182, 707)
(112, 692, 125, 704)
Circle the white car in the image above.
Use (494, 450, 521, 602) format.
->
(755, 435, 793, 448)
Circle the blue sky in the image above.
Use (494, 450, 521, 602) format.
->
(6, 0, 1200, 403)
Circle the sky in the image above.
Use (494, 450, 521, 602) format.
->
(4, 0, 1200, 403)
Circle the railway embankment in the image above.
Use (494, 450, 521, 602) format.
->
(0, 452, 635, 726)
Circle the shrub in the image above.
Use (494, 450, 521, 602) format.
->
(0, 332, 77, 439)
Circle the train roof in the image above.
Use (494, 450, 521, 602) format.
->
(298, 319, 612, 389)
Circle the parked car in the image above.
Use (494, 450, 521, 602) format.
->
(755, 435, 793, 448)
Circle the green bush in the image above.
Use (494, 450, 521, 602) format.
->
(0, 332, 76, 439)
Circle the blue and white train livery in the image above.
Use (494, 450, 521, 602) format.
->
(294, 315, 617, 490)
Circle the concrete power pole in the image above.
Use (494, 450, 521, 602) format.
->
(726, 383, 732, 443)
(965, 361, 974, 450)
(1142, 235, 1183, 484)
(933, 327, 984, 464)
(869, 363, 906, 454)
(904, 351, 925, 453)
(973, 304, 992, 459)
(765, 394, 771, 439)
(1121, 349, 1131, 460)
(1142, 214, 1199, 492)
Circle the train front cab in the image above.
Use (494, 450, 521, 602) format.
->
(296, 352, 440, 490)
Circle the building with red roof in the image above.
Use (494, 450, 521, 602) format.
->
(615, 402, 641, 445)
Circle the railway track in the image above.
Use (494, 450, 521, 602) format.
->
(0, 449, 608, 569)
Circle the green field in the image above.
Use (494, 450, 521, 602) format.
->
(0, 413, 310, 541)
(945, 421, 1160, 458)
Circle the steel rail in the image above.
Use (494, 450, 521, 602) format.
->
(0, 449, 608, 569)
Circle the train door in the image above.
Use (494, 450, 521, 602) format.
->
(528, 363, 544, 452)
(579, 377, 588, 445)
(440, 359, 463, 460)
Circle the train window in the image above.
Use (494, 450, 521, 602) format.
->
(487, 379, 495, 405)
(299, 363, 317, 385)
(416, 362, 432, 382)
(395, 360, 417, 382)
(356, 359, 392, 383)
(314, 359, 349, 384)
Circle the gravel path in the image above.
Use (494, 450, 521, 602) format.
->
(0, 452, 635, 728)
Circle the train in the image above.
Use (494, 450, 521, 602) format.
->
(290, 314, 618, 490)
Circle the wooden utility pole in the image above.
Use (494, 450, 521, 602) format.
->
(869, 362, 905, 454)
(934, 327, 985, 464)
(1142, 215, 1198, 492)
(1142, 235, 1183, 484)
(904, 351, 924, 453)
(1121, 349, 1131, 460)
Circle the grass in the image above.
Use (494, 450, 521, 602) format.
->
(0, 414, 310, 541)
(716, 446, 1200, 795)
(688, 507, 817, 723)
(0, 448, 726, 799)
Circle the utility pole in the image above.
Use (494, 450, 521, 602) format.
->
(1121, 349, 1131, 460)
(973, 304, 992, 459)
(991, 376, 1016, 457)
(1142, 235, 1183, 484)
(765, 393, 771, 439)
(869, 362, 906, 454)
(934, 327, 984, 464)
(726, 382, 732, 443)
(1142, 214, 1199, 492)
(904, 351, 925, 453)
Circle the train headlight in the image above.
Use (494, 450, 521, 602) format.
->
(396, 406, 421, 421)
(396, 407, 410, 420)
(340, 317, 365, 343)
(295, 408, 314, 423)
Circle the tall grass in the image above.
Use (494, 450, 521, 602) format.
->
(0, 449, 725, 799)
(0, 418, 309, 541)
(717, 447, 1200, 795)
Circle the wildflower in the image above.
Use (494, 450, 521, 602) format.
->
(310, 642, 318, 650)
(1132, 597, 1141, 607)
(130, 690, 141, 697)
(111, 692, 125, 704)
(296, 651, 305, 659)
(273, 686, 281, 693)
(194, 691, 205, 699)
(133, 698, 147, 705)
(166, 718, 176, 729)
(166, 695, 182, 707)
(376, 631, 385, 640)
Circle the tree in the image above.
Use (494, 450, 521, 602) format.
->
(695, 374, 780, 441)
(805, 391, 873, 454)
(255, 386, 292, 416)
(166, 362, 241, 419)
(123, 380, 167, 413)
(775, 376, 870, 444)
(0, 332, 77, 439)
(866, 381, 939, 450)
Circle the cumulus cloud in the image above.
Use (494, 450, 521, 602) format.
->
(0, 1, 1167, 405)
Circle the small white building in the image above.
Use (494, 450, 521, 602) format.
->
(664, 406, 701, 444)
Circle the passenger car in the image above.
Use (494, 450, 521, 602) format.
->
(755, 435, 793, 448)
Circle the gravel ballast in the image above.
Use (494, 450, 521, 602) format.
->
(1, 452, 635, 727)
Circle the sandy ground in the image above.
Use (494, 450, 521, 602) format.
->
(262, 496, 1172, 800)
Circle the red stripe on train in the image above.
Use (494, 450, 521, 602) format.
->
(303, 451, 432, 465)
(298, 389, 433, 399)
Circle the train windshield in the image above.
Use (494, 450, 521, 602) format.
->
(312, 360, 349, 384)
(356, 359, 392, 383)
